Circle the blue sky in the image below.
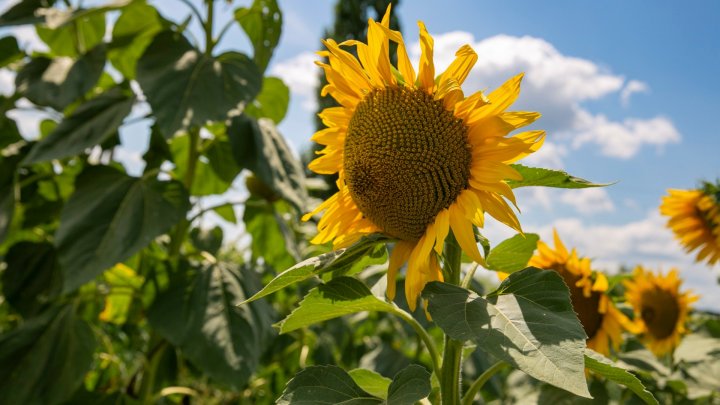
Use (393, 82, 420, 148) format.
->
(1, 0, 718, 308)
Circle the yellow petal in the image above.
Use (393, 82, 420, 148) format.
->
(449, 204, 484, 264)
(417, 21, 435, 92)
(437, 44, 477, 89)
(387, 240, 414, 300)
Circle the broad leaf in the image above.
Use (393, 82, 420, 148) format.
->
(508, 164, 610, 189)
(22, 87, 135, 164)
(349, 369, 392, 399)
(0, 36, 22, 67)
(170, 133, 233, 196)
(15, 45, 106, 111)
(245, 76, 289, 123)
(584, 349, 658, 405)
(228, 114, 306, 211)
(244, 199, 296, 270)
(147, 263, 275, 389)
(234, 0, 282, 71)
(277, 277, 394, 333)
(0, 0, 56, 27)
(108, 0, 164, 79)
(0, 305, 96, 405)
(243, 235, 388, 304)
(136, 30, 261, 138)
(36, 11, 105, 57)
(486, 233, 539, 273)
(277, 365, 383, 405)
(423, 267, 590, 398)
(99, 263, 144, 325)
(386, 364, 432, 405)
(2, 241, 62, 316)
(56, 166, 189, 292)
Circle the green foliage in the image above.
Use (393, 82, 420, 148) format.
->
(234, 0, 283, 72)
(584, 349, 658, 405)
(485, 233, 539, 273)
(508, 164, 612, 189)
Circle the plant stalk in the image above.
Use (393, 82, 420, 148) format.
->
(440, 232, 464, 405)
(461, 361, 508, 405)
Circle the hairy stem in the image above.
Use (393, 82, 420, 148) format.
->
(440, 232, 464, 405)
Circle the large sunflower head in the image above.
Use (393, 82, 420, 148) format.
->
(528, 230, 630, 356)
(660, 182, 720, 266)
(302, 6, 545, 311)
(623, 266, 699, 356)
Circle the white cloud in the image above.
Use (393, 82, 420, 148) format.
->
(11, 25, 48, 54)
(572, 111, 681, 159)
(522, 140, 566, 169)
(621, 79, 649, 107)
(5, 98, 52, 140)
(559, 188, 614, 214)
(269, 52, 319, 111)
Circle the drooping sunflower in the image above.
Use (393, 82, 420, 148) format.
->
(523, 230, 630, 356)
(660, 183, 720, 266)
(302, 6, 545, 311)
(623, 266, 698, 356)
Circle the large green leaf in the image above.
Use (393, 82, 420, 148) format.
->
(422, 267, 590, 398)
(386, 364, 432, 405)
(245, 76, 289, 123)
(0, 36, 23, 67)
(136, 30, 261, 137)
(584, 349, 658, 405)
(36, 11, 105, 57)
(277, 365, 383, 405)
(242, 235, 388, 304)
(234, 0, 282, 71)
(349, 369, 392, 399)
(56, 166, 189, 292)
(108, 0, 164, 79)
(486, 233, 539, 273)
(2, 241, 62, 316)
(277, 277, 394, 333)
(0, 305, 96, 405)
(15, 45, 106, 111)
(147, 263, 275, 389)
(0, 0, 56, 27)
(508, 164, 610, 189)
(170, 133, 233, 196)
(228, 114, 306, 210)
(244, 199, 296, 270)
(22, 87, 135, 164)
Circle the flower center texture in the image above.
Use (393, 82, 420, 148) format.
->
(343, 87, 472, 241)
(640, 289, 680, 339)
(553, 266, 604, 339)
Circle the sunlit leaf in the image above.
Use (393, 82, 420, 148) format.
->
(242, 235, 388, 304)
(234, 0, 282, 71)
(213, 203, 237, 224)
(36, 11, 105, 57)
(277, 365, 383, 405)
(277, 277, 394, 333)
(508, 164, 611, 189)
(22, 87, 135, 164)
(349, 369, 392, 399)
(245, 76, 289, 124)
(99, 263, 144, 325)
(2, 241, 62, 316)
(584, 349, 658, 405)
(147, 262, 275, 389)
(423, 267, 590, 398)
(486, 233, 539, 273)
(56, 165, 189, 292)
(0, 305, 96, 405)
(136, 30, 261, 138)
(108, 0, 164, 79)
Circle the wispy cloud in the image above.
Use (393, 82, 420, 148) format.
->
(269, 51, 319, 111)
(621, 79, 649, 107)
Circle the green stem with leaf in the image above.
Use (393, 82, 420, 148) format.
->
(440, 232, 464, 405)
(461, 361, 508, 405)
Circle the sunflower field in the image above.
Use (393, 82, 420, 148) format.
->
(0, 1, 719, 404)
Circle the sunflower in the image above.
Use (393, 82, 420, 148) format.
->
(302, 6, 545, 311)
(660, 184, 720, 266)
(623, 266, 698, 356)
(521, 230, 630, 356)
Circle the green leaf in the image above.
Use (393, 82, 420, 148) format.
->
(189, 225, 223, 255)
(136, 30, 261, 137)
(508, 164, 610, 189)
(277, 276, 393, 333)
(0, 0, 55, 27)
(15, 45, 106, 111)
(108, 0, 164, 79)
(0, 305, 96, 405)
(228, 114, 306, 211)
(386, 364, 432, 405)
(2, 241, 62, 316)
(36, 11, 105, 57)
(56, 165, 189, 292)
(0, 184, 13, 245)
(1, 96, 22, 149)
(422, 267, 590, 398)
(234, 0, 282, 71)
(213, 203, 237, 223)
(205, 135, 242, 183)
(147, 263, 275, 389)
(245, 76, 289, 123)
(170, 133, 232, 196)
(0, 36, 22, 67)
(584, 349, 658, 405)
(244, 199, 296, 270)
(242, 235, 388, 304)
(277, 365, 383, 405)
(349, 369, 392, 400)
(22, 87, 135, 164)
(99, 263, 144, 325)
(486, 233, 539, 273)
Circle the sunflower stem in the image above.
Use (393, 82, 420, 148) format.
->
(392, 306, 442, 380)
(461, 361, 508, 405)
(440, 232, 464, 405)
